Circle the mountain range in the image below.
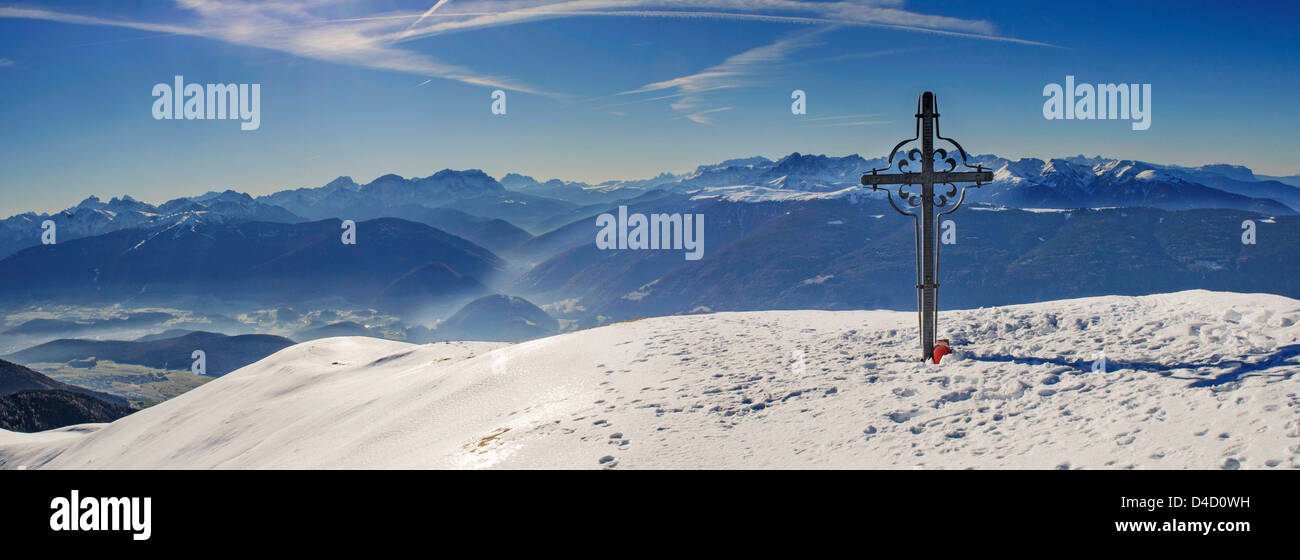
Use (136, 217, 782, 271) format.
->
(498, 152, 1300, 214)
(12, 150, 1287, 260)
(257, 170, 578, 233)
(3, 331, 296, 377)
(0, 191, 302, 261)
(1, 151, 1296, 339)
(6, 152, 1294, 261)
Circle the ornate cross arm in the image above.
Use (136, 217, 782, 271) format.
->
(860, 167, 993, 217)
(859, 92, 994, 217)
(861, 171, 992, 185)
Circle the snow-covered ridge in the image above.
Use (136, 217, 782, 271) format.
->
(689, 185, 876, 203)
(2, 291, 1296, 470)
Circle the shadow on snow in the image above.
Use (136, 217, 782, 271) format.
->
(968, 344, 1300, 388)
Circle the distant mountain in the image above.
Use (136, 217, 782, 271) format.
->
(433, 294, 558, 342)
(373, 262, 490, 319)
(4, 331, 295, 377)
(0, 389, 134, 432)
(500, 174, 608, 205)
(499, 173, 669, 206)
(510, 190, 694, 262)
(521, 152, 1293, 216)
(156, 189, 303, 224)
(523, 190, 683, 244)
(1261, 174, 1300, 188)
(511, 194, 760, 308)
(134, 329, 202, 342)
(2, 319, 82, 336)
(259, 170, 576, 233)
(965, 157, 1296, 214)
(0, 196, 154, 261)
(0, 192, 305, 260)
(381, 205, 533, 253)
(3, 312, 175, 337)
(498, 173, 536, 190)
(0, 218, 506, 306)
(4, 332, 294, 377)
(292, 321, 389, 342)
(1155, 165, 1300, 211)
(615, 153, 873, 193)
(0, 358, 128, 406)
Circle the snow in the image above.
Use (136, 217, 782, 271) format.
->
(2, 290, 1298, 470)
(689, 185, 867, 203)
(1021, 208, 1073, 213)
(128, 214, 191, 252)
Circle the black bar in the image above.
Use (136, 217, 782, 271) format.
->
(0, 470, 1289, 551)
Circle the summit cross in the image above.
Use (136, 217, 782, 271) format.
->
(861, 91, 993, 362)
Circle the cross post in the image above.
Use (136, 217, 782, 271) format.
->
(861, 92, 992, 362)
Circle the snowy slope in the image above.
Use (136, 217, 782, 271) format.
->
(689, 185, 876, 203)
(1, 290, 1297, 469)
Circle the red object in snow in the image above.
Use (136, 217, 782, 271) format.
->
(933, 345, 951, 364)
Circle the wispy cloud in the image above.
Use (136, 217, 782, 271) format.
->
(391, 1, 1059, 48)
(0, 6, 200, 36)
(0, 58, 13, 67)
(0, 1, 1056, 98)
(617, 26, 830, 123)
(805, 120, 892, 127)
(0, 2, 547, 94)
(804, 113, 882, 121)
(685, 106, 732, 124)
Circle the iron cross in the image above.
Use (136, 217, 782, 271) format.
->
(861, 92, 992, 362)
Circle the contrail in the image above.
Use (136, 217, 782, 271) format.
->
(403, 0, 452, 36)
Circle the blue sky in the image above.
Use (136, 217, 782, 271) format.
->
(0, 0, 1297, 214)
